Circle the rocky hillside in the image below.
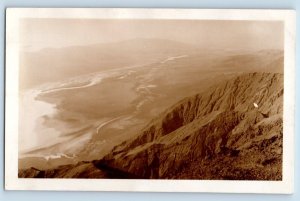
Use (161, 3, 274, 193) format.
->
(19, 72, 283, 179)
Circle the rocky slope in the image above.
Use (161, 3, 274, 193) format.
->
(19, 72, 283, 179)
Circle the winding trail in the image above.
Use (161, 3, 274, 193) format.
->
(41, 80, 97, 94)
(160, 55, 188, 64)
(96, 116, 126, 135)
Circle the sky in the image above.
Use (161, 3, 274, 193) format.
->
(19, 19, 284, 51)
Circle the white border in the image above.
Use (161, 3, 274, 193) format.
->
(5, 8, 296, 193)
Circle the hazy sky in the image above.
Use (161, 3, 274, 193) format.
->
(20, 19, 283, 51)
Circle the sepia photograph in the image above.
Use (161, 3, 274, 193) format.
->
(5, 8, 295, 193)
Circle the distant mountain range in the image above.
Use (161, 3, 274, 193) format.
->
(20, 38, 283, 90)
(19, 72, 283, 180)
(20, 38, 196, 89)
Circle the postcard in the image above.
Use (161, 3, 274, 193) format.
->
(5, 8, 296, 193)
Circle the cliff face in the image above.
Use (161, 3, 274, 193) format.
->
(101, 72, 283, 180)
(19, 73, 283, 179)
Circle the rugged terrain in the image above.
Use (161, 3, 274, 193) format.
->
(19, 72, 283, 180)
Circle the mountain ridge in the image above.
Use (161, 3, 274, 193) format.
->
(20, 38, 197, 89)
(19, 72, 283, 179)
(20, 37, 282, 90)
(98, 72, 283, 179)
